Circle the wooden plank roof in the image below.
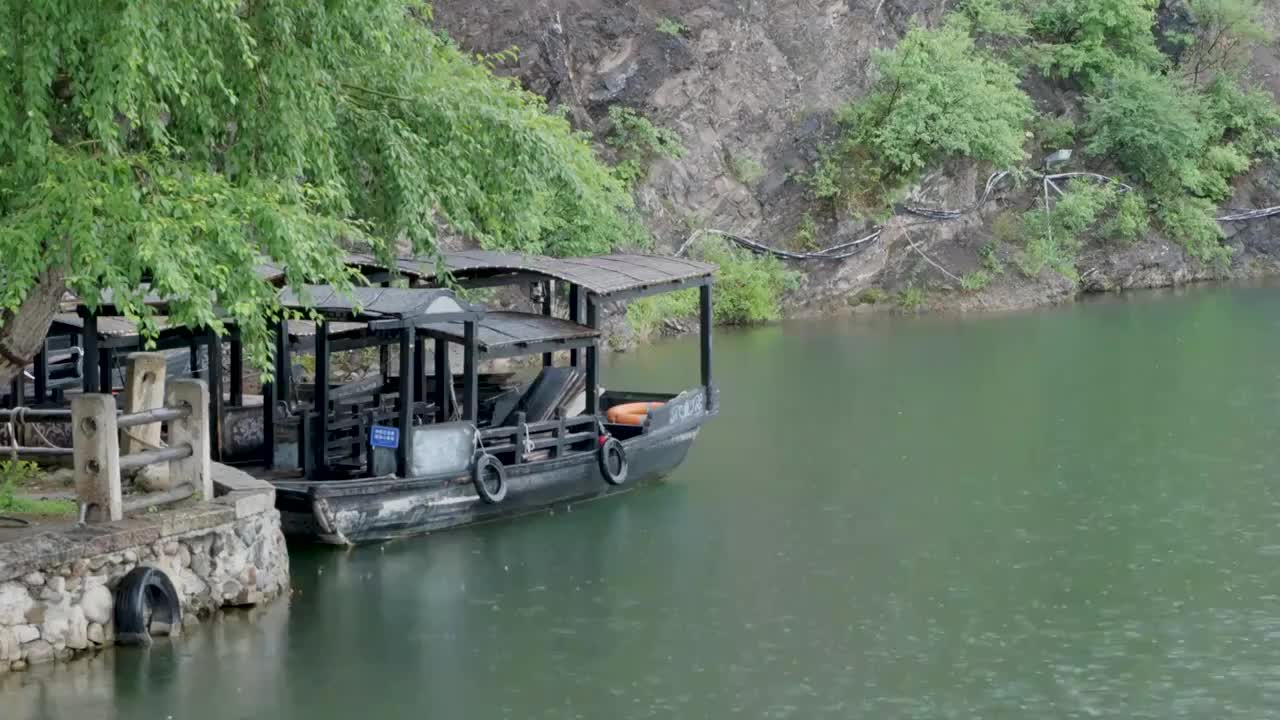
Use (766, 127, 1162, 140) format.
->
(420, 311, 599, 358)
(384, 251, 715, 297)
(278, 285, 476, 326)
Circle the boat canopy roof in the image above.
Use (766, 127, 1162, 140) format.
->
(347, 251, 715, 300)
(278, 285, 478, 329)
(420, 311, 600, 360)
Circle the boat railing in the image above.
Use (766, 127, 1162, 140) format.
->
(479, 414, 598, 463)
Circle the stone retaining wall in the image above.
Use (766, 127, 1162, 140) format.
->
(0, 466, 288, 672)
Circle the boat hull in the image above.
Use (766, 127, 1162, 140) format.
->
(272, 421, 702, 544)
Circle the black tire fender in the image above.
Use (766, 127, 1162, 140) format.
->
(113, 566, 182, 646)
(472, 453, 508, 504)
(599, 437, 628, 486)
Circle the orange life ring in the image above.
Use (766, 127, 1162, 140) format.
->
(606, 401, 664, 426)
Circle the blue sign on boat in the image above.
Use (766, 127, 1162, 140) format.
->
(370, 425, 400, 449)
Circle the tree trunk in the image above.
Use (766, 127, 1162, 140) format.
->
(0, 268, 66, 388)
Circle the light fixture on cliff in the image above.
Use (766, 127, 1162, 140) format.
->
(1042, 149, 1072, 171)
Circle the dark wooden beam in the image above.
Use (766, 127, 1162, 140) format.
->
(98, 349, 111, 394)
(274, 318, 290, 409)
(397, 327, 414, 477)
(568, 284, 581, 368)
(313, 321, 330, 476)
(229, 327, 244, 407)
(700, 284, 714, 411)
(542, 280, 554, 368)
(413, 334, 426, 403)
(82, 312, 98, 393)
(206, 330, 223, 458)
(434, 337, 450, 423)
(33, 345, 47, 404)
(463, 320, 477, 422)
(586, 298, 599, 415)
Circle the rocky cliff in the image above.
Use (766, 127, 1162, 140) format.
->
(432, 0, 1280, 314)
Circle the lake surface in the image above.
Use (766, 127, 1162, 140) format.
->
(8, 285, 1280, 719)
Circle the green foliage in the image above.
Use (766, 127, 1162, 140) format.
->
(793, 211, 819, 251)
(1032, 0, 1165, 86)
(1017, 181, 1121, 279)
(1104, 190, 1150, 243)
(607, 106, 685, 187)
(0, 1, 640, 378)
(656, 18, 688, 37)
(0, 460, 73, 515)
(731, 155, 766, 185)
(1180, 0, 1270, 84)
(626, 238, 799, 337)
(979, 240, 1006, 273)
(1200, 76, 1280, 161)
(1034, 114, 1078, 150)
(625, 291, 698, 339)
(1157, 195, 1231, 266)
(961, 270, 994, 291)
(818, 19, 1032, 215)
(855, 287, 889, 305)
(1083, 65, 1204, 184)
(898, 285, 927, 311)
(991, 211, 1024, 245)
(961, 0, 1033, 38)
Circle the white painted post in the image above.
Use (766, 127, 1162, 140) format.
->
(121, 352, 169, 490)
(167, 379, 212, 501)
(71, 393, 122, 522)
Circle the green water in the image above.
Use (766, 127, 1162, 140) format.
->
(8, 285, 1280, 719)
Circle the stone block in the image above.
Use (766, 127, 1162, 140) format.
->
(0, 627, 16, 662)
(22, 572, 45, 588)
(81, 585, 113, 625)
(0, 582, 33, 625)
(22, 639, 52, 664)
(13, 625, 38, 644)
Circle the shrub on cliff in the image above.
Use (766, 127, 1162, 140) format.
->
(626, 238, 799, 338)
(814, 19, 1032, 217)
(1031, 0, 1165, 86)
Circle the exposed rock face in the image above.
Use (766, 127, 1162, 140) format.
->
(432, 0, 1280, 313)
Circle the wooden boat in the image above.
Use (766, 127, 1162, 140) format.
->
(261, 253, 719, 544)
(12, 252, 717, 545)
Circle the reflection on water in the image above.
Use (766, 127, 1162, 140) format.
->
(6, 285, 1280, 718)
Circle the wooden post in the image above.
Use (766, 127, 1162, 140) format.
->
(188, 339, 201, 379)
(82, 312, 99, 393)
(229, 327, 244, 407)
(462, 321, 477, 422)
(167, 379, 212, 501)
(542, 280, 554, 368)
(274, 318, 290, 407)
(121, 352, 169, 490)
(262, 377, 275, 467)
(313, 321, 330, 477)
(413, 335, 426, 403)
(71, 393, 121, 522)
(434, 337, 451, 422)
(205, 330, 223, 458)
(700, 283, 714, 411)
(397, 327, 414, 477)
(585, 298, 599, 415)
(568, 285, 581, 368)
(515, 411, 527, 465)
(34, 344, 48, 404)
(98, 349, 111, 395)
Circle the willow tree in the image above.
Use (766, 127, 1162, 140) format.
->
(0, 1, 638, 385)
